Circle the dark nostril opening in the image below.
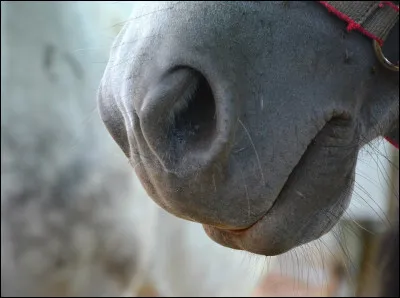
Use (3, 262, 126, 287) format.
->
(169, 71, 217, 155)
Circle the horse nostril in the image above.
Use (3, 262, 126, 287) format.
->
(169, 71, 217, 158)
(139, 67, 232, 176)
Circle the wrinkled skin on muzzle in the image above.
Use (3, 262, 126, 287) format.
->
(98, 1, 399, 256)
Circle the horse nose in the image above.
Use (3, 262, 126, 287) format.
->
(138, 67, 235, 176)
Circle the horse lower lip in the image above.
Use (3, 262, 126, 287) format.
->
(224, 227, 251, 234)
(211, 220, 259, 234)
(221, 227, 249, 233)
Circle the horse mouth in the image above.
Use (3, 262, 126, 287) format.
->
(201, 116, 355, 256)
(203, 132, 320, 234)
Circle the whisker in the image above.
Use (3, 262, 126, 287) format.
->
(238, 119, 266, 188)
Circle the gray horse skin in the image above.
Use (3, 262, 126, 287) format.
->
(98, 1, 399, 256)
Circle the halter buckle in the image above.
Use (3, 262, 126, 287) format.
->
(373, 40, 399, 72)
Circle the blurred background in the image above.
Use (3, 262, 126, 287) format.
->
(1, 1, 398, 297)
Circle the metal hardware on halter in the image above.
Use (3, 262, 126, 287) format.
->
(373, 39, 399, 72)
